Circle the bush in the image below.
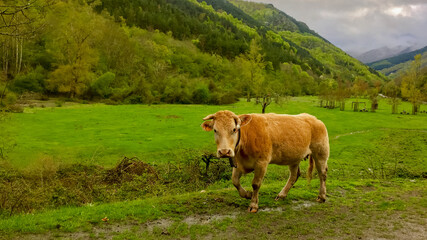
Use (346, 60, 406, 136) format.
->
(91, 72, 115, 98)
(7, 104, 24, 113)
(55, 100, 63, 107)
(4, 92, 17, 106)
(124, 95, 143, 104)
(110, 88, 132, 102)
(10, 66, 46, 93)
(208, 90, 239, 105)
(191, 86, 210, 104)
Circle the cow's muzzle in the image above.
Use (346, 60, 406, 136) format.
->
(217, 149, 234, 158)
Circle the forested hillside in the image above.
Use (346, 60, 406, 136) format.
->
(1, 0, 385, 107)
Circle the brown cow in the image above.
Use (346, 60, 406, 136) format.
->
(201, 110, 329, 213)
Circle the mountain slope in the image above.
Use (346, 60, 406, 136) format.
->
(227, 0, 383, 81)
(355, 46, 415, 64)
(229, 0, 328, 42)
(375, 52, 427, 78)
(368, 45, 427, 72)
(95, 0, 383, 83)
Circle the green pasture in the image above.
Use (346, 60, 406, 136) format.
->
(3, 97, 427, 173)
(1, 97, 427, 238)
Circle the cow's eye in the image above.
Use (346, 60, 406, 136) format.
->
(214, 129, 217, 133)
(232, 128, 237, 133)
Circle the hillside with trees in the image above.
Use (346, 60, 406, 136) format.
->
(1, 0, 386, 109)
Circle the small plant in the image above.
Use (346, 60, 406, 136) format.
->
(55, 100, 64, 107)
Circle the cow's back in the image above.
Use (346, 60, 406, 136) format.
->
(239, 113, 315, 165)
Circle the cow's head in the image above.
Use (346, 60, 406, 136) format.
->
(201, 110, 252, 158)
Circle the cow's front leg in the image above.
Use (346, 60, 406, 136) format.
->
(248, 166, 267, 213)
(232, 167, 252, 199)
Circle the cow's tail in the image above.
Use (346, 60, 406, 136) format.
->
(307, 155, 315, 184)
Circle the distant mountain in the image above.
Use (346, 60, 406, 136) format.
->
(367, 46, 427, 77)
(354, 45, 416, 63)
(368, 46, 427, 70)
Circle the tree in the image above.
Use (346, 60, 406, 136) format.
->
(45, 1, 99, 98)
(335, 78, 351, 111)
(401, 54, 424, 115)
(235, 39, 265, 102)
(352, 78, 368, 111)
(383, 80, 400, 114)
(318, 78, 337, 109)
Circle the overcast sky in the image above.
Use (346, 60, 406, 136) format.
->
(247, 0, 427, 55)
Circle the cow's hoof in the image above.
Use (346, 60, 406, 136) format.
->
(247, 207, 258, 213)
(274, 195, 286, 201)
(316, 196, 326, 203)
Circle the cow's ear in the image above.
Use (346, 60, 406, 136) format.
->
(201, 121, 214, 131)
(239, 114, 252, 127)
(203, 114, 215, 121)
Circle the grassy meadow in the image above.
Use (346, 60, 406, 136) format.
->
(0, 97, 426, 239)
(4, 97, 427, 169)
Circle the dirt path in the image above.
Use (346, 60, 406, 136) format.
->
(13, 200, 425, 240)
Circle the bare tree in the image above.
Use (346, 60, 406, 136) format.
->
(261, 94, 272, 113)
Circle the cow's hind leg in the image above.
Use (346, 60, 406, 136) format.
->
(275, 164, 300, 201)
(248, 166, 267, 213)
(313, 153, 328, 202)
(232, 167, 251, 199)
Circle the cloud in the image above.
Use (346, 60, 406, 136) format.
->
(246, 0, 427, 54)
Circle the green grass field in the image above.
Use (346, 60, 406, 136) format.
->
(4, 97, 427, 169)
(1, 97, 426, 239)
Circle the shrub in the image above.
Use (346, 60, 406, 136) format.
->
(91, 72, 115, 98)
(4, 92, 17, 106)
(10, 66, 46, 93)
(192, 86, 210, 104)
(55, 100, 63, 107)
(208, 90, 239, 105)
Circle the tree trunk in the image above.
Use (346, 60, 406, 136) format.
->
(340, 101, 345, 111)
(412, 104, 416, 115)
(371, 102, 376, 112)
(353, 102, 359, 112)
(261, 95, 271, 113)
(18, 38, 23, 73)
(246, 92, 250, 102)
(4, 39, 9, 77)
(0, 81, 9, 107)
(15, 37, 19, 74)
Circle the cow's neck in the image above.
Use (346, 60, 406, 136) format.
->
(235, 128, 241, 152)
(229, 129, 241, 168)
